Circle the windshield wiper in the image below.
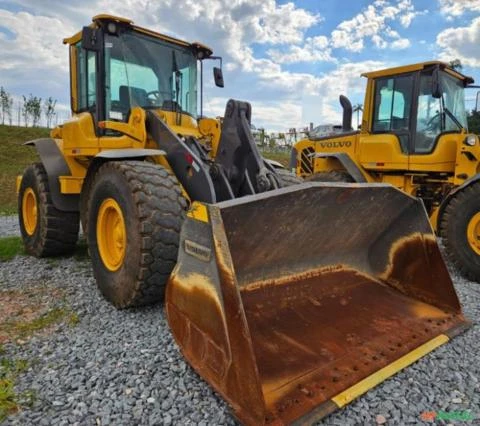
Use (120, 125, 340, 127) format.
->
(440, 94, 464, 131)
(444, 106, 464, 130)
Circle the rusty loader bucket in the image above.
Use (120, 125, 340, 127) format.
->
(166, 182, 469, 425)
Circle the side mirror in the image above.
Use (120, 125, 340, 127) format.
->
(82, 26, 102, 51)
(432, 67, 442, 99)
(213, 67, 224, 88)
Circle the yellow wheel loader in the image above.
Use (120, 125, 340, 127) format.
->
(292, 61, 480, 282)
(17, 18, 469, 425)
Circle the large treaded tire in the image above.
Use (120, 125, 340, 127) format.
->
(275, 168, 303, 187)
(440, 183, 480, 282)
(18, 163, 79, 257)
(87, 161, 187, 308)
(306, 170, 354, 182)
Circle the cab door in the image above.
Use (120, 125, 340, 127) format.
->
(359, 73, 414, 171)
(408, 71, 458, 173)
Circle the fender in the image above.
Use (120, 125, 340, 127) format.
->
(438, 173, 480, 226)
(23, 138, 79, 212)
(313, 152, 368, 183)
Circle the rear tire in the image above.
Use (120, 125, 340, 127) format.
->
(306, 170, 354, 182)
(275, 168, 303, 187)
(18, 163, 79, 257)
(440, 183, 480, 282)
(87, 161, 186, 308)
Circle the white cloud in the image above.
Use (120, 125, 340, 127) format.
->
(0, 10, 74, 73)
(438, 0, 480, 18)
(301, 60, 387, 125)
(329, 0, 419, 52)
(205, 96, 303, 130)
(390, 38, 411, 49)
(205, 60, 388, 130)
(0, 1, 419, 132)
(437, 17, 480, 67)
(267, 0, 417, 62)
(267, 36, 334, 64)
(372, 34, 388, 49)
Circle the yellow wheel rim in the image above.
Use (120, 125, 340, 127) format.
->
(467, 212, 480, 255)
(22, 188, 38, 236)
(96, 198, 127, 271)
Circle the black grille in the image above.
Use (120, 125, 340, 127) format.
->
(300, 147, 315, 174)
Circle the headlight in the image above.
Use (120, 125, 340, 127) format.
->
(464, 135, 477, 146)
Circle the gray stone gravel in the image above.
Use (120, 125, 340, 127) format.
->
(0, 216, 479, 425)
(0, 215, 20, 238)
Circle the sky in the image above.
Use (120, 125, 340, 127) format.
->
(0, 0, 479, 131)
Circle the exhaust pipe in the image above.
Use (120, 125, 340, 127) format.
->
(340, 95, 353, 131)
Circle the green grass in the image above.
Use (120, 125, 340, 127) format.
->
(10, 308, 73, 338)
(0, 356, 35, 421)
(0, 237, 24, 261)
(0, 125, 47, 214)
(261, 150, 291, 167)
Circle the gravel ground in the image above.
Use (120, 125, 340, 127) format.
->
(0, 215, 479, 425)
(0, 216, 20, 238)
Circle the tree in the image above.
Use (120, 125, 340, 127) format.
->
(22, 95, 29, 127)
(353, 103, 363, 129)
(22, 94, 42, 127)
(44, 97, 57, 128)
(0, 87, 13, 125)
(30, 95, 42, 127)
(7, 96, 13, 125)
(449, 59, 463, 71)
(468, 110, 480, 134)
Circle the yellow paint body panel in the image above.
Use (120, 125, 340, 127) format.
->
(361, 61, 471, 83)
(187, 202, 209, 223)
(16, 176, 22, 194)
(332, 334, 449, 407)
(59, 176, 84, 194)
(358, 134, 408, 170)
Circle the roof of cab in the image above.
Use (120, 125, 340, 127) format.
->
(361, 61, 474, 84)
(62, 14, 213, 57)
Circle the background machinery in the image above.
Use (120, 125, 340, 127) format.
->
(292, 61, 480, 282)
(17, 19, 468, 425)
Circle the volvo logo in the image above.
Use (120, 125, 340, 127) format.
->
(319, 141, 352, 149)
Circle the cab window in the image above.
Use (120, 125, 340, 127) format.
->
(415, 71, 467, 154)
(415, 74, 441, 153)
(75, 42, 97, 111)
(372, 74, 414, 152)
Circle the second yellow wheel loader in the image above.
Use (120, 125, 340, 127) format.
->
(17, 16, 469, 425)
(292, 61, 480, 283)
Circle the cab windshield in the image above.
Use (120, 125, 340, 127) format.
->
(104, 31, 198, 121)
(413, 71, 467, 152)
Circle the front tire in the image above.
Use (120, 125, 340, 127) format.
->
(87, 161, 186, 308)
(18, 163, 79, 257)
(440, 183, 480, 281)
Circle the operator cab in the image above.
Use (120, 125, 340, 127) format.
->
(364, 62, 472, 156)
(64, 15, 223, 131)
